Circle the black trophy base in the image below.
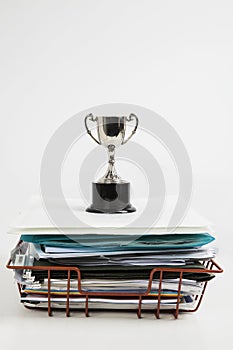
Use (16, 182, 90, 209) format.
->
(86, 182, 136, 214)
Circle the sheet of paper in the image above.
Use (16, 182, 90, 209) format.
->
(8, 195, 214, 235)
(21, 296, 196, 311)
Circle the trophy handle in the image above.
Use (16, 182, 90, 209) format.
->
(84, 113, 101, 144)
(122, 113, 139, 144)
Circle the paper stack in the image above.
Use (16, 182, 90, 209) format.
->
(7, 196, 222, 318)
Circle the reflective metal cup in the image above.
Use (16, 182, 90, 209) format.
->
(84, 114, 138, 183)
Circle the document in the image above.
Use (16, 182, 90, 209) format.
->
(8, 195, 218, 315)
(8, 195, 215, 235)
(21, 295, 196, 311)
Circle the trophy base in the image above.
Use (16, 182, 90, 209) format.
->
(86, 203, 136, 214)
(86, 182, 136, 214)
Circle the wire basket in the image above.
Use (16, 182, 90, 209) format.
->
(7, 250, 223, 319)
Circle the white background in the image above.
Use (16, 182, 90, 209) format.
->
(0, 1, 232, 349)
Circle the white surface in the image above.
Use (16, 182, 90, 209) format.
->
(0, 1, 233, 350)
(8, 195, 213, 234)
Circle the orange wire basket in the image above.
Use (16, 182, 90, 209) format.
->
(7, 248, 223, 319)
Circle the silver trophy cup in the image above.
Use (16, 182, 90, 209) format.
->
(84, 114, 138, 213)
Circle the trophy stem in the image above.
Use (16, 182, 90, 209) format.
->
(105, 145, 120, 182)
(98, 144, 121, 183)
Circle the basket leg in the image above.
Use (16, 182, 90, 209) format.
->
(48, 270, 52, 317)
(66, 270, 71, 317)
(85, 295, 89, 317)
(174, 272, 183, 319)
(137, 296, 142, 319)
(155, 271, 163, 319)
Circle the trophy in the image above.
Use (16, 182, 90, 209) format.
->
(84, 114, 139, 213)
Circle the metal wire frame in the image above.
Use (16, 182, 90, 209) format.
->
(7, 255, 223, 319)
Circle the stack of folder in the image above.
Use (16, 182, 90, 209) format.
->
(7, 196, 223, 318)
